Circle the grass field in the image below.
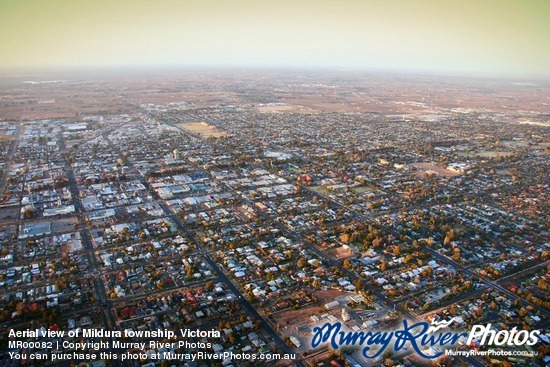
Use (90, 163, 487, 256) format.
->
(178, 122, 228, 138)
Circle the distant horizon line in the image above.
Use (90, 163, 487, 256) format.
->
(0, 64, 549, 82)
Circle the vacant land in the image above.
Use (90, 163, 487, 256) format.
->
(178, 122, 228, 138)
(410, 162, 460, 178)
(351, 185, 378, 194)
(310, 185, 335, 196)
(0, 133, 15, 142)
(274, 289, 349, 331)
(327, 246, 353, 259)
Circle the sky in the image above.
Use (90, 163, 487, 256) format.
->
(0, 0, 549, 77)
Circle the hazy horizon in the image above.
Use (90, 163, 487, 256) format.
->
(1, 0, 549, 78)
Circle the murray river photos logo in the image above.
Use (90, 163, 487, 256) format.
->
(310, 318, 540, 359)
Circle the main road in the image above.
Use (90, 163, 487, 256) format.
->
(58, 132, 121, 367)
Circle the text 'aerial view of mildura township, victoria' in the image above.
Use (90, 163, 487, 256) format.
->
(0, 1, 548, 367)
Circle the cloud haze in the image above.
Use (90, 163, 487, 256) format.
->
(1, 0, 549, 77)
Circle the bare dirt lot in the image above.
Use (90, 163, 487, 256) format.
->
(0, 133, 16, 142)
(410, 162, 460, 178)
(326, 246, 353, 259)
(274, 289, 350, 330)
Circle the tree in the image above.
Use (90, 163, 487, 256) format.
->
(363, 293, 375, 307)
(452, 249, 461, 262)
(311, 279, 321, 289)
(343, 259, 352, 269)
(23, 207, 37, 219)
(16, 302, 25, 316)
(340, 233, 351, 244)
(297, 258, 308, 268)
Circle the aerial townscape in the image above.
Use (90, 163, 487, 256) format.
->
(0, 70, 548, 367)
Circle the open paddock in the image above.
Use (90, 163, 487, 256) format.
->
(257, 104, 316, 114)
